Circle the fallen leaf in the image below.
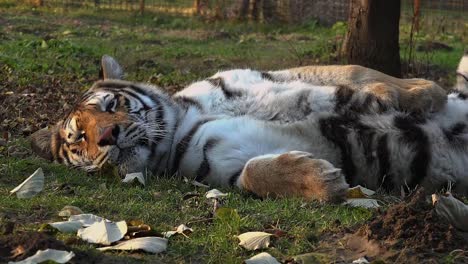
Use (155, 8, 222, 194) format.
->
(238, 232, 272, 250)
(122, 172, 145, 186)
(49, 221, 83, 233)
(432, 193, 468, 232)
(347, 185, 375, 198)
(8, 249, 74, 264)
(205, 189, 228, 199)
(344, 198, 380, 208)
(163, 224, 193, 238)
(58, 205, 84, 217)
(69, 214, 107, 227)
(10, 168, 44, 198)
(191, 180, 210, 188)
(9, 245, 25, 259)
(97, 237, 168, 254)
(77, 220, 127, 245)
(352, 256, 370, 263)
(245, 252, 280, 264)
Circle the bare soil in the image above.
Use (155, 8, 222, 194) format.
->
(315, 190, 468, 263)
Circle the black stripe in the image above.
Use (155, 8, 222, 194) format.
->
(229, 169, 243, 186)
(297, 91, 312, 117)
(334, 85, 355, 112)
(207, 77, 242, 98)
(172, 118, 214, 174)
(319, 115, 357, 183)
(120, 90, 151, 110)
(443, 123, 466, 149)
(194, 138, 219, 182)
(174, 96, 203, 110)
(355, 122, 375, 165)
(376, 134, 394, 191)
(150, 99, 167, 157)
(53, 131, 64, 163)
(61, 145, 71, 165)
(457, 72, 468, 82)
(394, 115, 431, 188)
(457, 93, 467, 100)
(260, 72, 274, 81)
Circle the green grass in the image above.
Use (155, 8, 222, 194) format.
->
(0, 2, 466, 263)
(1, 153, 372, 263)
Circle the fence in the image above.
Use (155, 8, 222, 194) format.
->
(29, 0, 467, 26)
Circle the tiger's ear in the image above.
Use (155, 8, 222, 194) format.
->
(99, 55, 124, 80)
(30, 126, 58, 161)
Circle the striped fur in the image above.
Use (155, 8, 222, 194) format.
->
(31, 61, 468, 200)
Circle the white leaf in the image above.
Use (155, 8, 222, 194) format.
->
(58, 205, 84, 217)
(10, 168, 44, 198)
(122, 172, 145, 186)
(238, 232, 272, 250)
(8, 249, 74, 264)
(344, 198, 380, 208)
(432, 193, 468, 232)
(49, 221, 83, 233)
(162, 224, 193, 238)
(245, 252, 280, 264)
(191, 180, 210, 188)
(69, 214, 107, 227)
(98, 237, 168, 254)
(347, 185, 375, 198)
(77, 220, 127, 245)
(205, 189, 228, 199)
(352, 256, 370, 264)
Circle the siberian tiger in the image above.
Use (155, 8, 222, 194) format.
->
(31, 55, 468, 202)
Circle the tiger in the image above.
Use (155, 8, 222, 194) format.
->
(30, 55, 468, 202)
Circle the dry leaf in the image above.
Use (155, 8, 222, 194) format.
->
(205, 189, 228, 199)
(49, 221, 83, 233)
(432, 193, 468, 232)
(97, 237, 168, 254)
(58, 205, 84, 217)
(344, 198, 380, 208)
(238, 232, 272, 250)
(122, 172, 145, 186)
(191, 180, 210, 188)
(10, 168, 44, 198)
(68, 214, 106, 227)
(77, 220, 127, 245)
(245, 252, 280, 264)
(8, 249, 75, 264)
(347, 185, 375, 198)
(162, 224, 193, 238)
(352, 256, 370, 263)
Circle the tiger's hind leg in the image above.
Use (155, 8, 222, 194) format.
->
(236, 151, 349, 203)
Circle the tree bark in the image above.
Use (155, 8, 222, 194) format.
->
(343, 0, 401, 77)
(238, 0, 250, 21)
(139, 0, 145, 15)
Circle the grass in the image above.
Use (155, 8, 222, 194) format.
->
(0, 2, 466, 263)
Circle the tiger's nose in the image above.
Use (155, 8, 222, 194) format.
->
(98, 125, 120, 146)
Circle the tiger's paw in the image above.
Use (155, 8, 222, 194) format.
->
(238, 151, 349, 203)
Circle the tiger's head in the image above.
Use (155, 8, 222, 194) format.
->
(30, 56, 166, 175)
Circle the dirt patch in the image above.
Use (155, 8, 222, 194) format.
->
(315, 190, 468, 263)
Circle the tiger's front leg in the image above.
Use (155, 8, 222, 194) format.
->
(237, 151, 349, 203)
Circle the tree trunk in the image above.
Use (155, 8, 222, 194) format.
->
(262, 0, 277, 23)
(139, 0, 145, 15)
(343, 0, 401, 77)
(238, 0, 250, 21)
